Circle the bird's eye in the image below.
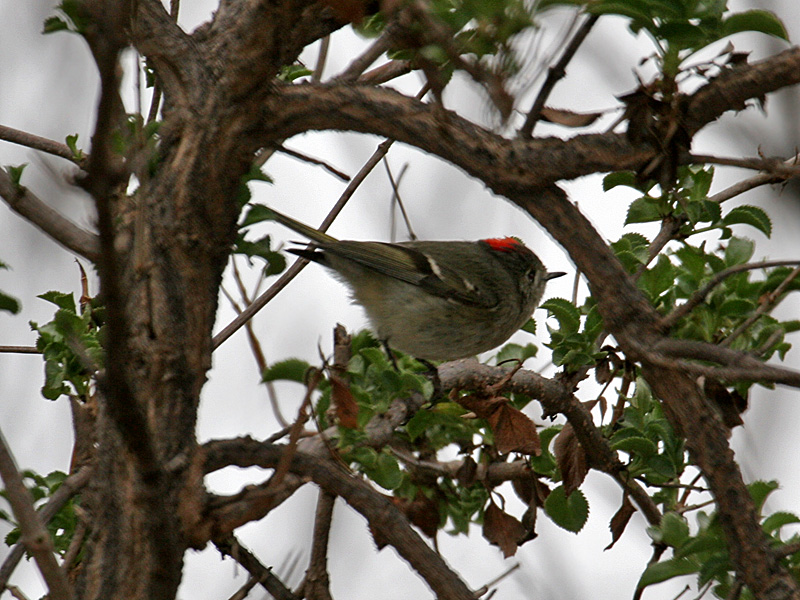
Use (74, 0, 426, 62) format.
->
(527, 269, 537, 281)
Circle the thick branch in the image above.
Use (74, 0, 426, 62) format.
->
(204, 440, 474, 600)
(0, 169, 100, 262)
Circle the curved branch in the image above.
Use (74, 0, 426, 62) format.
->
(0, 168, 100, 262)
(204, 440, 474, 600)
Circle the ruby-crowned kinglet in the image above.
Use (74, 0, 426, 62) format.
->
(267, 208, 564, 361)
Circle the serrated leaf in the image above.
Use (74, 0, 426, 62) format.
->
(722, 205, 772, 238)
(521, 318, 536, 335)
(261, 358, 311, 383)
(762, 511, 800, 534)
(543, 485, 588, 533)
(748, 480, 779, 514)
(625, 197, 663, 224)
(722, 10, 788, 41)
(541, 298, 581, 334)
(38, 291, 76, 312)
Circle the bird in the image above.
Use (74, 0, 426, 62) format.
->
(267, 207, 565, 361)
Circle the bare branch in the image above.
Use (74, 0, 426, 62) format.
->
(519, 13, 599, 138)
(0, 169, 100, 262)
(301, 490, 336, 600)
(651, 338, 800, 388)
(335, 24, 398, 83)
(0, 428, 73, 600)
(707, 152, 800, 203)
(275, 145, 350, 181)
(207, 441, 475, 600)
(0, 125, 81, 165)
(214, 535, 300, 600)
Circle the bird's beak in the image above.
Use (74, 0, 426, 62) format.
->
(546, 271, 567, 281)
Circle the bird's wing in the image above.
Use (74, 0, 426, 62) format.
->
(327, 241, 498, 309)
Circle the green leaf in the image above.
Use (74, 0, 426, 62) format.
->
(240, 204, 278, 227)
(625, 197, 663, 224)
(65, 134, 84, 161)
(521, 318, 536, 335)
(724, 237, 755, 267)
(278, 64, 313, 82)
(603, 171, 638, 191)
(762, 511, 800, 534)
(638, 254, 676, 300)
(369, 452, 403, 490)
(38, 291, 76, 312)
(660, 512, 690, 547)
(5, 164, 27, 187)
(543, 485, 589, 533)
(748, 480, 779, 514)
(637, 557, 699, 588)
(722, 205, 772, 238)
(722, 10, 789, 41)
(495, 342, 537, 364)
(42, 15, 69, 33)
(611, 435, 658, 458)
(540, 298, 581, 335)
(261, 358, 311, 383)
(0, 292, 21, 314)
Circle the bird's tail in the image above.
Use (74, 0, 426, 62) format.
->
(265, 207, 339, 245)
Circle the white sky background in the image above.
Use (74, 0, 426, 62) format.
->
(1, 1, 799, 598)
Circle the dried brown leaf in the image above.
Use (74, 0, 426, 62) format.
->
(553, 422, 588, 496)
(392, 492, 441, 539)
(488, 403, 541, 455)
(331, 377, 359, 429)
(540, 106, 602, 128)
(483, 501, 526, 558)
(605, 495, 636, 550)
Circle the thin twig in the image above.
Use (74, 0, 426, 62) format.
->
(661, 260, 800, 329)
(214, 535, 300, 600)
(358, 60, 412, 85)
(335, 24, 397, 83)
(720, 265, 800, 347)
(276, 145, 350, 181)
(213, 140, 392, 349)
(0, 345, 39, 354)
(383, 158, 416, 240)
(519, 13, 599, 138)
(312, 36, 330, 83)
(0, 428, 73, 600)
(691, 153, 800, 176)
